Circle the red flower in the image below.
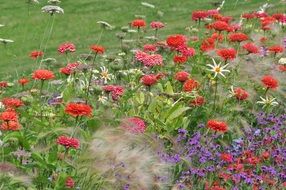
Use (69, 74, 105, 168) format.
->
(216, 48, 237, 61)
(211, 33, 223, 42)
(207, 120, 228, 133)
(228, 32, 248, 42)
(242, 13, 255, 20)
(261, 151, 270, 159)
(173, 55, 188, 64)
(18, 78, 29, 86)
(0, 120, 21, 131)
(0, 110, 18, 121)
(2, 98, 24, 108)
(0, 81, 8, 88)
(90, 45, 105, 54)
(192, 10, 208, 21)
(121, 117, 146, 134)
(242, 42, 259, 54)
(261, 75, 278, 89)
(177, 46, 195, 57)
(166, 34, 187, 49)
(267, 45, 284, 54)
(220, 153, 233, 163)
(183, 78, 199, 92)
(65, 103, 93, 117)
(191, 96, 205, 106)
(65, 177, 75, 189)
(211, 21, 229, 31)
(32, 69, 55, 80)
(143, 44, 157, 52)
(58, 43, 76, 54)
(278, 65, 286, 72)
(150, 21, 164, 29)
(57, 135, 80, 149)
(140, 74, 158, 86)
(30, 50, 44, 59)
(234, 87, 249, 100)
(175, 71, 189, 82)
(131, 19, 146, 28)
(201, 38, 215, 52)
(60, 63, 80, 75)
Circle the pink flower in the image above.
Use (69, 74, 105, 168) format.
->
(150, 21, 165, 29)
(58, 43, 76, 54)
(121, 117, 146, 134)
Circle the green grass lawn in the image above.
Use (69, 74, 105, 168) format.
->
(0, 0, 284, 78)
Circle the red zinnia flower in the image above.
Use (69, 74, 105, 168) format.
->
(29, 50, 44, 59)
(267, 45, 284, 54)
(143, 44, 157, 52)
(0, 120, 21, 131)
(173, 55, 188, 64)
(18, 78, 29, 86)
(0, 110, 18, 122)
(57, 135, 80, 149)
(175, 71, 189, 82)
(65, 177, 75, 189)
(65, 103, 93, 117)
(60, 63, 80, 75)
(121, 117, 147, 134)
(150, 21, 165, 29)
(140, 74, 158, 86)
(2, 98, 24, 108)
(191, 96, 205, 106)
(131, 19, 146, 28)
(58, 43, 76, 54)
(201, 38, 215, 52)
(211, 21, 229, 31)
(278, 65, 286, 72)
(216, 48, 237, 61)
(242, 42, 259, 54)
(0, 81, 8, 88)
(207, 120, 228, 133)
(242, 13, 255, 20)
(234, 87, 249, 100)
(261, 75, 278, 89)
(32, 69, 55, 80)
(228, 32, 248, 42)
(220, 153, 233, 163)
(166, 34, 187, 49)
(183, 78, 199, 92)
(192, 10, 208, 21)
(90, 45, 105, 54)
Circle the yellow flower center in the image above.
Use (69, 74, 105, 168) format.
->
(215, 67, 221, 73)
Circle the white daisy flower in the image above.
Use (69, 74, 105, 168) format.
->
(98, 95, 108, 104)
(257, 96, 279, 108)
(100, 66, 113, 84)
(0, 38, 14, 44)
(207, 58, 230, 78)
(41, 5, 64, 14)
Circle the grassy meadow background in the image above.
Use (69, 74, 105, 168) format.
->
(0, 0, 284, 78)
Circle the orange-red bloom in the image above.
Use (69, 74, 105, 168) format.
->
(211, 21, 229, 31)
(234, 87, 249, 100)
(2, 98, 24, 108)
(261, 75, 278, 89)
(173, 55, 188, 64)
(191, 96, 205, 106)
(131, 19, 146, 28)
(267, 45, 284, 54)
(242, 42, 259, 54)
(228, 32, 248, 42)
(207, 120, 228, 133)
(192, 10, 208, 21)
(30, 50, 44, 59)
(90, 45, 105, 54)
(166, 34, 187, 49)
(217, 48, 237, 61)
(1, 120, 21, 131)
(140, 74, 158, 86)
(32, 69, 55, 80)
(183, 78, 199, 92)
(0, 110, 18, 121)
(65, 103, 93, 117)
(18, 78, 29, 86)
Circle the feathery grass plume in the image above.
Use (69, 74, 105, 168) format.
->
(48, 0, 61, 5)
(41, 5, 64, 15)
(77, 127, 170, 190)
(97, 21, 114, 30)
(141, 2, 155, 9)
(26, 0, 39, 4)
(0, 162, 32, 188)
